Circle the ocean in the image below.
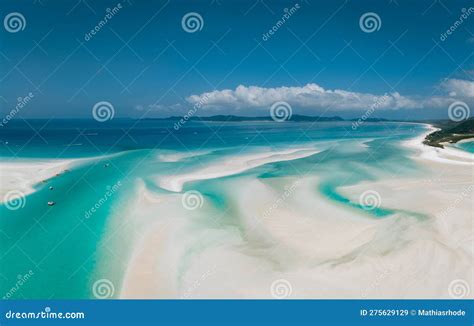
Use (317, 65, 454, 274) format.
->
(0, 120, 469, 299)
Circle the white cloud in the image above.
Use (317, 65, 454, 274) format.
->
(186, 82, 456, 112)
(441, 79, 474, 98)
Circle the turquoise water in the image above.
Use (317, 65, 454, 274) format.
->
(0, 120, 429, 298)
(455, 140, 474, 153)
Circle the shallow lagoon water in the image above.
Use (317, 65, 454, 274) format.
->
(0, 120, 455, 298)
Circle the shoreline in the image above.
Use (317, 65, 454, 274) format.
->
(456, 138, 474, 145)
(0, 151, 132, 202)
(404, 123, 473, 165)
(0, 159, 74, 201)
(120, 125, 473, 299)
(422, 118, 474, 149)
(2, 123, 472, 299)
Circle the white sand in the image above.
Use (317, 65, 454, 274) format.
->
(157, 150, 214, 162)
(456, 138, 474, 146)
(123, 173, 472, 298)
(0, 152, 131, 202)
(119, 180, 206, 298)
(118, 124, 473, 299)
(158, 148, 320, 192)
(0, 159, 74, 201)
(404, 124, 474, 165)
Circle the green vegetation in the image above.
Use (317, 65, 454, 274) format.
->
(424, 118, 474, 148)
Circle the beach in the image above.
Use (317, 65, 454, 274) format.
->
(0, 159, 73, 200)
(4, 3, 472, 323)
(119, 123, 473, 299)
(1, 121, 472, 299)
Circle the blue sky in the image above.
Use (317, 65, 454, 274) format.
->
(0, 0, 473, 119)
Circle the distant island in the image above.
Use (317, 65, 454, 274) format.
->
(141, 114, 474, 149)
(423, 118, 474, 148)
(144, 115, 396, 123)
(149, 115, 345, 122)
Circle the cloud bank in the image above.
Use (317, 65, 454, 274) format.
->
(441, 79, 474, 98)
(186, 79, 473, 113)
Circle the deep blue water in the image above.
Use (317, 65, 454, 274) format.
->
(0, 119, 423, 158)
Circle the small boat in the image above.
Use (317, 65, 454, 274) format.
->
(47, 201, 55, 206)
(49, 186, 54, 190)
